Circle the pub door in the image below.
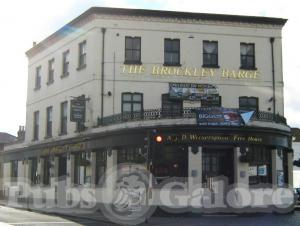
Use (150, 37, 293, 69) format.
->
(202, 147, 234, 188)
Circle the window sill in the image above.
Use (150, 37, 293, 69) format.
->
(59, 132, 67, 136)
(46, 80, 54, 86)
(32, 138, 39, 142)
(202, 64, 220, 69)
(124, 61, 142, 65)
(76, 64, 86, 71)
(163, 63, 181, 67)
(60, 72, 69, 78)
(239, 66, 257, 71)
(34, 87, 41, 91)
(44, 135, 52, 139)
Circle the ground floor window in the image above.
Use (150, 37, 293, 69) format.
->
(11, 160, 18, 182)
(248, 147, 272, 185)
(96, 149, 107, 185)
(74, 152, 92, 185)
(43, 156, 51, 186)
(151, 145, 188, 184)
(117, 147, 146, 164)
(30, 157, 38, 185)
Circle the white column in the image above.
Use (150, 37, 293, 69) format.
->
(234, 147, 249, 186)
(105, 149, 117, 202)
(271, 149, 284, 186)
(188, 146, 202, 191)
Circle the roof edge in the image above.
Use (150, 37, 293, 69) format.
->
(25, 7, 288, 58)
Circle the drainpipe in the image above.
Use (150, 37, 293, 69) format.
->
(270, 37, 276, 117)
(101, 28, 106, 124)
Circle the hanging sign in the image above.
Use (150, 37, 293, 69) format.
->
(258, 165, 267, 176)
(70, 95, 86, 122)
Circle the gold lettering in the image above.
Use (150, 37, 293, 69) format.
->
(161, 67, 169, 75)
(238, 70, 247, 79)
(184, 67, 192, 76)
(253, 71, 259, 79)
(221, 69, 230, 78)
(138, 65, 145, 74)
(209, 69, 216, 77)
(151, 66, 160, 75)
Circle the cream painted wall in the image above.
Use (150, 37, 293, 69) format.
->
(23, 13, 285, 145)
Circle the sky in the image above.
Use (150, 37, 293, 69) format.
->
(0, 0, 299, 136)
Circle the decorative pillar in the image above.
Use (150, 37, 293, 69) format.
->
(234, 147, 249, 186)
(106, 149, 117, 201)
(188, 146, 202, 191)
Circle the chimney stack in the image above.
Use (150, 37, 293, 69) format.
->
(17, 126, 25, 142)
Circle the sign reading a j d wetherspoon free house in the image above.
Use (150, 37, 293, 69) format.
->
(121, 65, 260, 80)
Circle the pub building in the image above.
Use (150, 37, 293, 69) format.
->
(0, 7, 293, 211)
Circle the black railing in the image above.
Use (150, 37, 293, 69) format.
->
(97, 108, 287, 126)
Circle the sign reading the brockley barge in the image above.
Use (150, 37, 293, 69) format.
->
(169, 83, 218, 101)
(121, 65, 260, 80)
(195, 108, 242, 126)
(70, 96, 86, 122)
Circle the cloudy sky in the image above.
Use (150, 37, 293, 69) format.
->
(0, 0, 299, 136)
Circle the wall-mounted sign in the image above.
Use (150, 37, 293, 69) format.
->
(248, 166, 257, 176)
(70, 95, 86, 122)
(258, 165, 267, 176)
(41, 142, 87, 155)
(277, 170, 284, 187)
(169, 83, 218, 101)
(195, 107, 242, 126)
(121, 65, 260, 80)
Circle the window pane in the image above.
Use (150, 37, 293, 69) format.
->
(133, 103, 141, 112)
(172, 40, 180, 51)
(165, 40, 172, 51)
(132, 50, 140, 61)
(123, 103, 131, 112)
(132, 38, 141, 49)
(203, 42, 217, 54)
(132, 94, 142, 101)
(123, 94, 132, 101)
(125, 37, 133, 49)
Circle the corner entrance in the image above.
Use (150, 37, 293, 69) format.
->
(202, 147, 234, 187)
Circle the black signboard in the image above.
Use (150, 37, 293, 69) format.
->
(70, 96, 86, 122)
(195, 107, 242, 126)
(169, 83, 218, 101)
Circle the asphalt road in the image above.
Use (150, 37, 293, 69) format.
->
(0, 206, 300, 226)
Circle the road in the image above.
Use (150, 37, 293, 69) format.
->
(0, 206, 300, 226)
(0, 206, 114, 226)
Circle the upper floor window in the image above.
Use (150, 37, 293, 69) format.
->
(121, 93, 143, 117)
(203, 41, 218, 67)
(46, 106, 53, 138)
(60, 101, 68, 135)
(47, 59, 54, 84)
(239, 96, 259, 112)
(201, 95, 222, 107)
(62, 50, 69, 77)
(35, 66, 41, 90)
(240, 43, 255, 69)
(125, 36, 141, 64)
(161, 93, 183, 117)
(78, 41, 86, 69)
(33, 111, 39, 141)
(164, 39, 180, 66)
